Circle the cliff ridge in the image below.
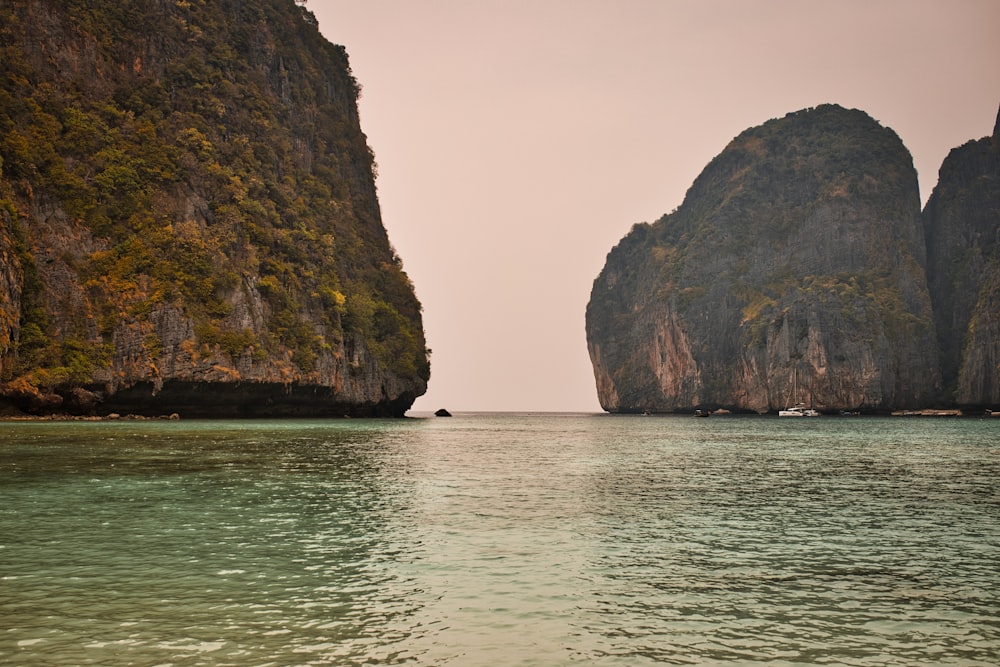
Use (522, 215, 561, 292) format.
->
(587, 105, 941, 413)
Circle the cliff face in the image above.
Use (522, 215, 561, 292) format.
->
(922, 107, 1000, 409)
(587, 105, 939, 413)
(0, 0, 428, 416)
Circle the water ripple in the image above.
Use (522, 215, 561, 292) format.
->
(1, 415, 998, 665)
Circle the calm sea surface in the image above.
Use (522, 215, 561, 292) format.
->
(1, 413, 998, 666)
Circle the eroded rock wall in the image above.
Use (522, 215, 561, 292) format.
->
(923, 107, 1000, 409)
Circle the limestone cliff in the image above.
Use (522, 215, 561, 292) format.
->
(587, 105, 939, 413)
(0, 0, 428, 416)
(922, 106, 1000, 409)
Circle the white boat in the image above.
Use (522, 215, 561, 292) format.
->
(779, 366, 819, 416)
(779, 402, 820, 417)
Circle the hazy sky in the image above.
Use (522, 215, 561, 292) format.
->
(309, 0, 1000, 413)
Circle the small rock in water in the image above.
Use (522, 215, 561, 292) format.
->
(434, 408, 452, 417)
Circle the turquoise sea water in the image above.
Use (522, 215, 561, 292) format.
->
(1, 413, 998, 666)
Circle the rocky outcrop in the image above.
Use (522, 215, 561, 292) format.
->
(922, 106, 1000, 409)
(0, 210, 22, 363)
(587, 105, 940, 413)
(0, 0, 428, 416)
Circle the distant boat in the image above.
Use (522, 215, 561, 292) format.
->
(779, 403, 820, 417)
(780, 366, 819, 416)
(694, 409, 711, 417)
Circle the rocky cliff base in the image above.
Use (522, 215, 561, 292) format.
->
(1, 380, 417, 418)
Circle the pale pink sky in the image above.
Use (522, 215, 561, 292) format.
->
(309, 0, 1000, 413)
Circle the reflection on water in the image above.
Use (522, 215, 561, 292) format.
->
(1, 415, 998, 665)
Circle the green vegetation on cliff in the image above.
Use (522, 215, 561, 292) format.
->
(0, 0, 428, 415)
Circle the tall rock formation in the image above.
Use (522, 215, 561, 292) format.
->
(587, 105, 939, 413)
(922, 106, 1000, 409)
(0, 0, 428, 416)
